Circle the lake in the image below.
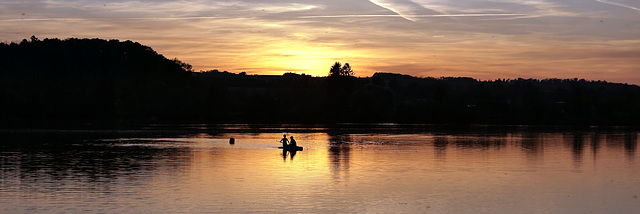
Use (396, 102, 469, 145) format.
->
(1, 124, 639, 213)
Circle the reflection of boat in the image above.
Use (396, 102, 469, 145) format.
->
(278, 146, 303, 151)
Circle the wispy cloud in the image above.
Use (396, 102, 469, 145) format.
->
(490, 0, 580, 18)
(2, 17, 231, 22)
(1, 0, 640, 84)
(12, 0, 321, 20)
(595, 0, 640, 12)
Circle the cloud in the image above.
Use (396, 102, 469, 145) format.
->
(11, 0, 321, 20)
(368, 0, 440, 21)
(1, 0, 640, 84)
(596, 0, 640, 12)
(300, 13, 525, 19)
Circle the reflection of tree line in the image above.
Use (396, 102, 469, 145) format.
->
(0, 133, 193, 191)
(612, 133, 637, 160)
(3, 38, 640, 125)
(433, 132, 637, 162)
(458, 132, 632, 160)
(562, 132, 638, 163)
(328, 134, 351, 181)
(434, 136, 448, 160)
(323, 132, 638, 180)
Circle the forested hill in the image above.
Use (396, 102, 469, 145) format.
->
(1, 37, 192, 77)
(0, 37, 192, 120)
(2, 37, 640, 126)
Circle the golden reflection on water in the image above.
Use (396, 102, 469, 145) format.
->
(141, 132, 341, 212)
(0, 131, 639, 213)
(136, 131, 640, 213)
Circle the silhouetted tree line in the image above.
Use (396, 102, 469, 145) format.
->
(2, 37, 640, 125)
(0, 37, 193, 121)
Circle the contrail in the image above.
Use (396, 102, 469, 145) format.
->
(368, 0, 414, 21)
(595, 0, 640, 12)
(368, 0, 440, 22)
(300, 14, 525, 19)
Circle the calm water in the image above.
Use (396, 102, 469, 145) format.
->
(1, 126, 639, 213)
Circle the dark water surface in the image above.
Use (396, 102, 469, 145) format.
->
(1, 126, 639, 213)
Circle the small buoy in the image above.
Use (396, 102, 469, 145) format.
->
(229, 138, 235, 144)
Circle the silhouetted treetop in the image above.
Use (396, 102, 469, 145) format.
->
(329, 61, 354, 77)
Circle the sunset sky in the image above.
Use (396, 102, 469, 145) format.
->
(2, 0, 639, 84)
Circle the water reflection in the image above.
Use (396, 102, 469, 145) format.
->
(0, 132, 195, 205)
(564, 133, 586, 167)
(433, 136, 448, 161)
(452, 135, 506, 150)
(602, 133, 638, 161)
(590, 132, 602, 163)
(328, 134, 351, 181)
(1, 129, 639, 213)
(520, 132, 544, 166)
(558, 132, 640, 168)
(282, 150, 297, 161)
(624, 133, 637, 160)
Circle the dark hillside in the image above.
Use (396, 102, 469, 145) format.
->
(2, 37, 639, 126)
(0, 37, 193, 120)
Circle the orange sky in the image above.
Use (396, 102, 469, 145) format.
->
(2, 0, 639, 84)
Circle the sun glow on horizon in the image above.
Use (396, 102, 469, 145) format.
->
(2, 0, 640, 84)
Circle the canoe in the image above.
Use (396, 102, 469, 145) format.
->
(278, 146, 303, 151)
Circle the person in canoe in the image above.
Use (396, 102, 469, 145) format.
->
(289, 136, 297, 147)
(280, 134, 289, 147)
